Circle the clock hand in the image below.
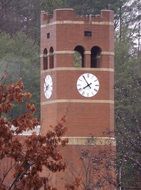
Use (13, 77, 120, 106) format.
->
(83, 83, 92, 89)
(83, 76, 91, 89)
(83, 76, 89, 85)
(45, 84, 49, 91)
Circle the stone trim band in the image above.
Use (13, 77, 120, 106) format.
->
(41, 67, 114, 72)
(41, 99, 114, 105)
(40, 51, 114, 57)
(62, 136, 116, 146)
(41, 21, 114, 28)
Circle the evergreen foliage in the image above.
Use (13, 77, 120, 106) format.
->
(0, 32, 40, 118)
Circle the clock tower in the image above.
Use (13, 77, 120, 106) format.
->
(40, 8, 115, 189)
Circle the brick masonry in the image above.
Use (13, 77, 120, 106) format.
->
(40, 8, 115, 189)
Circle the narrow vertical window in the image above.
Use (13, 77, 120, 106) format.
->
(91, 46, 102, 68)
(73, 46, 85, 67)
(43, 48, 48, 70)
(49, 47, 54, 69)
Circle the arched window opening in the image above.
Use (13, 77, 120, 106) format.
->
(91, 46, 102, 68)
(49, 47, 54, 69)
(73, 46, 85, 67)
(43, 48, 48, 70)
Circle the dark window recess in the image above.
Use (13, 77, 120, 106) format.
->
(84, 31, 92, 37)
(73, 46, 85, 67)
(49, 47, 54, 69)
(91, 46, 102, 68)
(43, 48, 48, 70)
(47, 33, 50, 38)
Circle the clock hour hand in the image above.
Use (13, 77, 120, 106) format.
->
(83, 76, 91, 89)
(45, 84, 49, 91)
(83, 83, 92, 89)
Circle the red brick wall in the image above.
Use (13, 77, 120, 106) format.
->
(40, 8, 115, 189)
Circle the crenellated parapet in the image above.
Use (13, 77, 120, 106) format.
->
(40, 8, 114, 26)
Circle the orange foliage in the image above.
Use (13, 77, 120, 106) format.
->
(0, 80, 69, 190)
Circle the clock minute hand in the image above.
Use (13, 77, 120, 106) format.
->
(83, 76, 91, 89)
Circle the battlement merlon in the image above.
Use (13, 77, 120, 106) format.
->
(40, 11, 49, 25)
(40, 8, 114, 25)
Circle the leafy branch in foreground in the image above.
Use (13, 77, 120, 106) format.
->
(0, 80, 69, 190)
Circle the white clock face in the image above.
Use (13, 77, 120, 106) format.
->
(44, 75, 53, 99)
(77, 73, 100, 97)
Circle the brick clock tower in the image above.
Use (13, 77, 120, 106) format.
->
(40, 8, 115, 189)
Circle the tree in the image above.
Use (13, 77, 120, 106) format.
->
(115, 0, 141, 45)
(40, 0, 66, 13)
(0, 32, 40, 119)
(0, 78, 68, 190)
(0, 0, 130, 40)
(40, 0, 127, 16)
(114, 1, 141, 187)
(0, 0, 40, 41)
(62, 132, 117, 190)
(115, 26, 141, 188)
